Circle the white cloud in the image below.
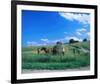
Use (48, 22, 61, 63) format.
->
(27, 41, 41, 46)
(40, 38, 49, 42)
(77, 28, 86, 32)
(76, 28, 87, 36)
(27, 41, 37, 45)
(27, 41, 49, 46)
(40, 38, 65, 44)
(87, 32, 90, 36)
(59, 12, 90, 24)
(76, 31, 82, 35)
(64, 36, 82, 41)
(42, 43, 48, 46)
(52, 39, 63, 44)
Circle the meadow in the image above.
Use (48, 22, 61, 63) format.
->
(22, 41, 90, 70)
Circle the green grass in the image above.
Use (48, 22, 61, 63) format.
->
(22, 53, 90, 70)
(22, 41, 90, 70)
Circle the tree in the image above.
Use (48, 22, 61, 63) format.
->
(69, 39, 75, 43)
(83, 38, 87, 42)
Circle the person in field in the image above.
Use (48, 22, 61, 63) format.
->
(53, 41, 65, 55)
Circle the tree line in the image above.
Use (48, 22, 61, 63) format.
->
(69, 38, 88, 44)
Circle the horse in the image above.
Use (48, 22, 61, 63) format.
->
(37, 47, 53, 54)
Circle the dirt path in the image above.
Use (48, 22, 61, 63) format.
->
(22, 66, 90, 74)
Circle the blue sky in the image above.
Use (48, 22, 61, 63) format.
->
(22, 10, 90, 47)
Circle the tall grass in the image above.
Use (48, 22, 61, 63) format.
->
(22, 41, 90, 70)
(22, 53, 90, 70)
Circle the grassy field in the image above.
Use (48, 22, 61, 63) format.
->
(22, 41, 90, 70)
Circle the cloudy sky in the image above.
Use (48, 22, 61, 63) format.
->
(22, 10, 90, 47)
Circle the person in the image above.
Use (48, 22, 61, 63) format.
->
(53, 41, 65, 55)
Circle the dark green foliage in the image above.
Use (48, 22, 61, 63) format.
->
(69, 39, 74, 43)
(83, 38, 87, 42)
(69, 39, 79, 43)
